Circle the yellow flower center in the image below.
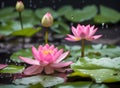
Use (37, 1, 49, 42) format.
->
(74, 37, 81, 41)
(42, 50, 53, 55)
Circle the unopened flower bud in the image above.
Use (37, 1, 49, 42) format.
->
(41, 12, 53, 27)
(16, 1, 24, 12)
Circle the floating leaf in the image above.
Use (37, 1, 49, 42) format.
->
(71, 57, 120, 83)
(0, 85, 27, 88)
(64, 5, 97, 22)
(21, 9, 39, 25)
(35, 7, 58, 19)
(0, 65, 24, 73)
(13, 75, 64, 87)
(11, 27, 41, 37)
(51, 21, 70, 35)
(10, 48, 32, 63)
(57, 5, 73, 16)
(0, 7, 17, 21)
(54, 82, 108, 88)
(94, 5, 120, 23)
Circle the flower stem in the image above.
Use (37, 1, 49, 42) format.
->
(19, 12, 25, 48)
(19, 12, 23, 30)
(45, 28, 48, 44)
(81, 39, 85, 57)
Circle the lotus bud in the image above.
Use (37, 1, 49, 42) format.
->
(41, 12, 53, 27)
(16, 1, 24, 12)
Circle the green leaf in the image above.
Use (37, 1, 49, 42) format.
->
(86, 45, 120, 58)
(54, 81, 92, 88)
(94, 5, 120, 23)
(0, 7, 17, 21)
(10, 48, 32, 63)
(51, 21, 70, 35)
(35, 7, 58, 19)
(0, 85, 27, 88)
(54, 82, 108, 88)
(11, 27, 41, 37)
(57, 5, 73, 16)
(29, 83, 44, 88)
(22, 9, 39, 25)
(64, 5, 97, 22)
(0, 65, 24, 73)
(71, 57, 120, 83)
(13, 75, 64, 87)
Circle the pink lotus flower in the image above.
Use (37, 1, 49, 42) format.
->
(65, 24, 102, 41)
(0, 64, 7, 69)
(19, 44, 72, 75)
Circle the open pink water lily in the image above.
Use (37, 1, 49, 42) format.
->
(65, 24, 102, 41)
(0, 64, 7, 69)
(19, 44, 72, 75)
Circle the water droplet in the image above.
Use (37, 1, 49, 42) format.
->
(105, 24, 108, 28)
(102, 23, 105, 29)
(71, 16, 74, 19)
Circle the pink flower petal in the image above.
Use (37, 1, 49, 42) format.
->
(32, 46, 40, 61)
(49, 44, 55, 50)
(66, 34, 81, 41)
(51, 61, 72, 68)
(89, 28, 98, 37)
(44, 66, 54, 74)
(53, 49, 63, 61)
(55, 51, 69, 63)
(0, 64, 7, 69)
(24, 65, 43, 75)
(92, 35, 102, 40)
(71, 26, 79, 37)
(19, 56, 40, 65)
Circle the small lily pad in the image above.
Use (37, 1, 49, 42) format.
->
(11, 27, 41, 37)
(13, 75, 65, 87)
(10, 48, 32, 63)
(0, 65, 24, 73)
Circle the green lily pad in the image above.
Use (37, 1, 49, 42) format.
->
(64, 5, 97, 22)
(57, 5, 73, 16)
(51, 21, 70, 35)
(13, 75, 64, 87)
(35, 7, 58, 19)
(54, 82, 108, 88)
(0, 7, 17, 21)
(11, 27, 41, 37)
(71, 57, 120, 83)
(0, 65, 24, 73)
(0, 85, 27, 88)
(94, 5, 120, 23)
(10, 48, 32, 63)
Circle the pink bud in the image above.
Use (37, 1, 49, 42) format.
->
(41, 12, 53, 27)
(16, 1, 24, 12)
